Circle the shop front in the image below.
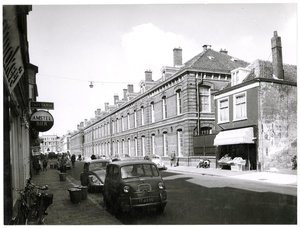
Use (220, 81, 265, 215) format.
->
(214, 127, 257, 171)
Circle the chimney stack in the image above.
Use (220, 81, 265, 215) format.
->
(173, 47, 182, 67)
(219, 48, 228, 54)
(113, 94, 119, 105)
(203, 45, 211, 52)
(271, 31, 284, 79)
(127, 84, 134, 93)
(105, 102, 109, 111)
(123, 88, 128, 101)
(145, 70, 152, 81)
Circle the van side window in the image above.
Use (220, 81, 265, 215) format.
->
(112, 166, 119, 181)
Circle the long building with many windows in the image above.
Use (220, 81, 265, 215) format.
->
(72, 46, 249, 165)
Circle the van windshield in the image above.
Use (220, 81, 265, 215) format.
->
(121, 164, 159, 179)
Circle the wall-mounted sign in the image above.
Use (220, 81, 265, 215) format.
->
(30, 110, 54, 132)
(3, 16, 25, 93)
(31, 146, 41, 156)
(30, 101, 54, 110)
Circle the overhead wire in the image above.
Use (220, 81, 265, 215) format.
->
(37, 73, 135, 85)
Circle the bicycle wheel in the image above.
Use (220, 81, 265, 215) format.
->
(12, 200, 28, 225)
(26, 206, 39, 225)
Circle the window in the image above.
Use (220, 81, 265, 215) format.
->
(128, 138, 131, 155)
(141, 106, 144, 125)
(176, 90, 182, 115)
(151, 134, 155, 154)
(201, 127, 212, 135)
(234, 93, 247, 120)
(163, 132, 168, 156)
(150, 102, 155, 123)
(141, 136, 145, 156)
(121, 116, 124, 131)
(162, 96, 167, 119)
(200, 87, 210, 112)
(177, 130, 183, 156)
(134, 110, 137, 128)
(127, 113, 130, 130)
(134, 137, 138, 156)
(219, 98, 229, 122)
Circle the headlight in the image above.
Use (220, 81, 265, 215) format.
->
(123, 185, 130, 193)
(89, 175, 102, 185)
(158, 181, 165, 190)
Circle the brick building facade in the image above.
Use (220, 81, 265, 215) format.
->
(77, 46, 249, 165)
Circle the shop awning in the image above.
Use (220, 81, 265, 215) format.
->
(214, 127, 255, 146)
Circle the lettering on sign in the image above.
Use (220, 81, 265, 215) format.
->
(3, 18, 25, 93)
(30, 110, 54, 132)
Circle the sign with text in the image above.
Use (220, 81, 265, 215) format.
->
(30, 110, 54, 132)
(30, 102, 54, 110)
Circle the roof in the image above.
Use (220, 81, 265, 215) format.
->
(109, 160, 155, 167)
(242, 59, 297, 83)
(181, 48, 250, 74)
(84, 159, 111, 164)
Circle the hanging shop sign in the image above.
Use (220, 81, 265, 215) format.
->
(30, 101, 54, 110)
(30, 110, 54, 132)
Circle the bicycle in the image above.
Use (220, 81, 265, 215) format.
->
(11, 179, 53, 225)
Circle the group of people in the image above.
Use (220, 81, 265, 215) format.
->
(33, 156, 48, 175)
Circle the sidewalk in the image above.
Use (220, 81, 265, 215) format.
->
(30, 168, 122, 225)
(165, 165, 297, 186)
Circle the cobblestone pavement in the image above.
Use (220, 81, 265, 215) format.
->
(30, 167, 122, 225)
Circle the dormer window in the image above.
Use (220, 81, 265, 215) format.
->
(231, 68, 251, 86)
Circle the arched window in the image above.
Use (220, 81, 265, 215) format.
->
(176, 90, 182, 115)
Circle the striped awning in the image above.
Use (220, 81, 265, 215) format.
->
(214, 127, 254, 146)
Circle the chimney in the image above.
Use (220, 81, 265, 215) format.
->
(173, 47, 182, 67)
(123, 88, 128, 101)
(203, 45, 211, 52)
(271, 31, 284, 79)
(219, 49, 228, 54)
(127, 84, 134, 93)
(113, 94, 119, 105)
(145, 70, 152, 81)
(105, 102, 109, 111)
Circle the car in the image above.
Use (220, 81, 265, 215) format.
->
(111, 154, 131, 162)
(80, 159, 111, 193)
(103, 160, 167, 215)
(146, 154, 167, 170)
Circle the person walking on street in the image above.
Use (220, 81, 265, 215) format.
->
(170, 151, 177, 167)
(42, 158, 48, 171)
(60, 154, 67, 173)
(71, 154, 76, 167)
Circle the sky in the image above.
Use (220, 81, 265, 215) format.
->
(22, 1, 297, 137)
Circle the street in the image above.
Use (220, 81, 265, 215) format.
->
(68, 161, 297, 225)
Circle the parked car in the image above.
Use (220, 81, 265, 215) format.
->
(145, 154, 167, 170)
(103, 160, 167, 215)
(111, 154, 131, 162)
(80, 159, 111, 193)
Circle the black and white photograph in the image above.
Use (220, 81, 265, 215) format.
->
(3, 1, 297, 225)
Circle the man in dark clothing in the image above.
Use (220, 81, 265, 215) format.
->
(71, 154, 76, 167)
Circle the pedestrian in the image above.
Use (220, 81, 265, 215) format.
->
(71, 154, 76, 167)
(170, 151, 177, 167)
(60, 154, 67, 173)
(33, 157, 41, 175)
(91, 154, 96, 160)
(42, 158, 48, 171)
